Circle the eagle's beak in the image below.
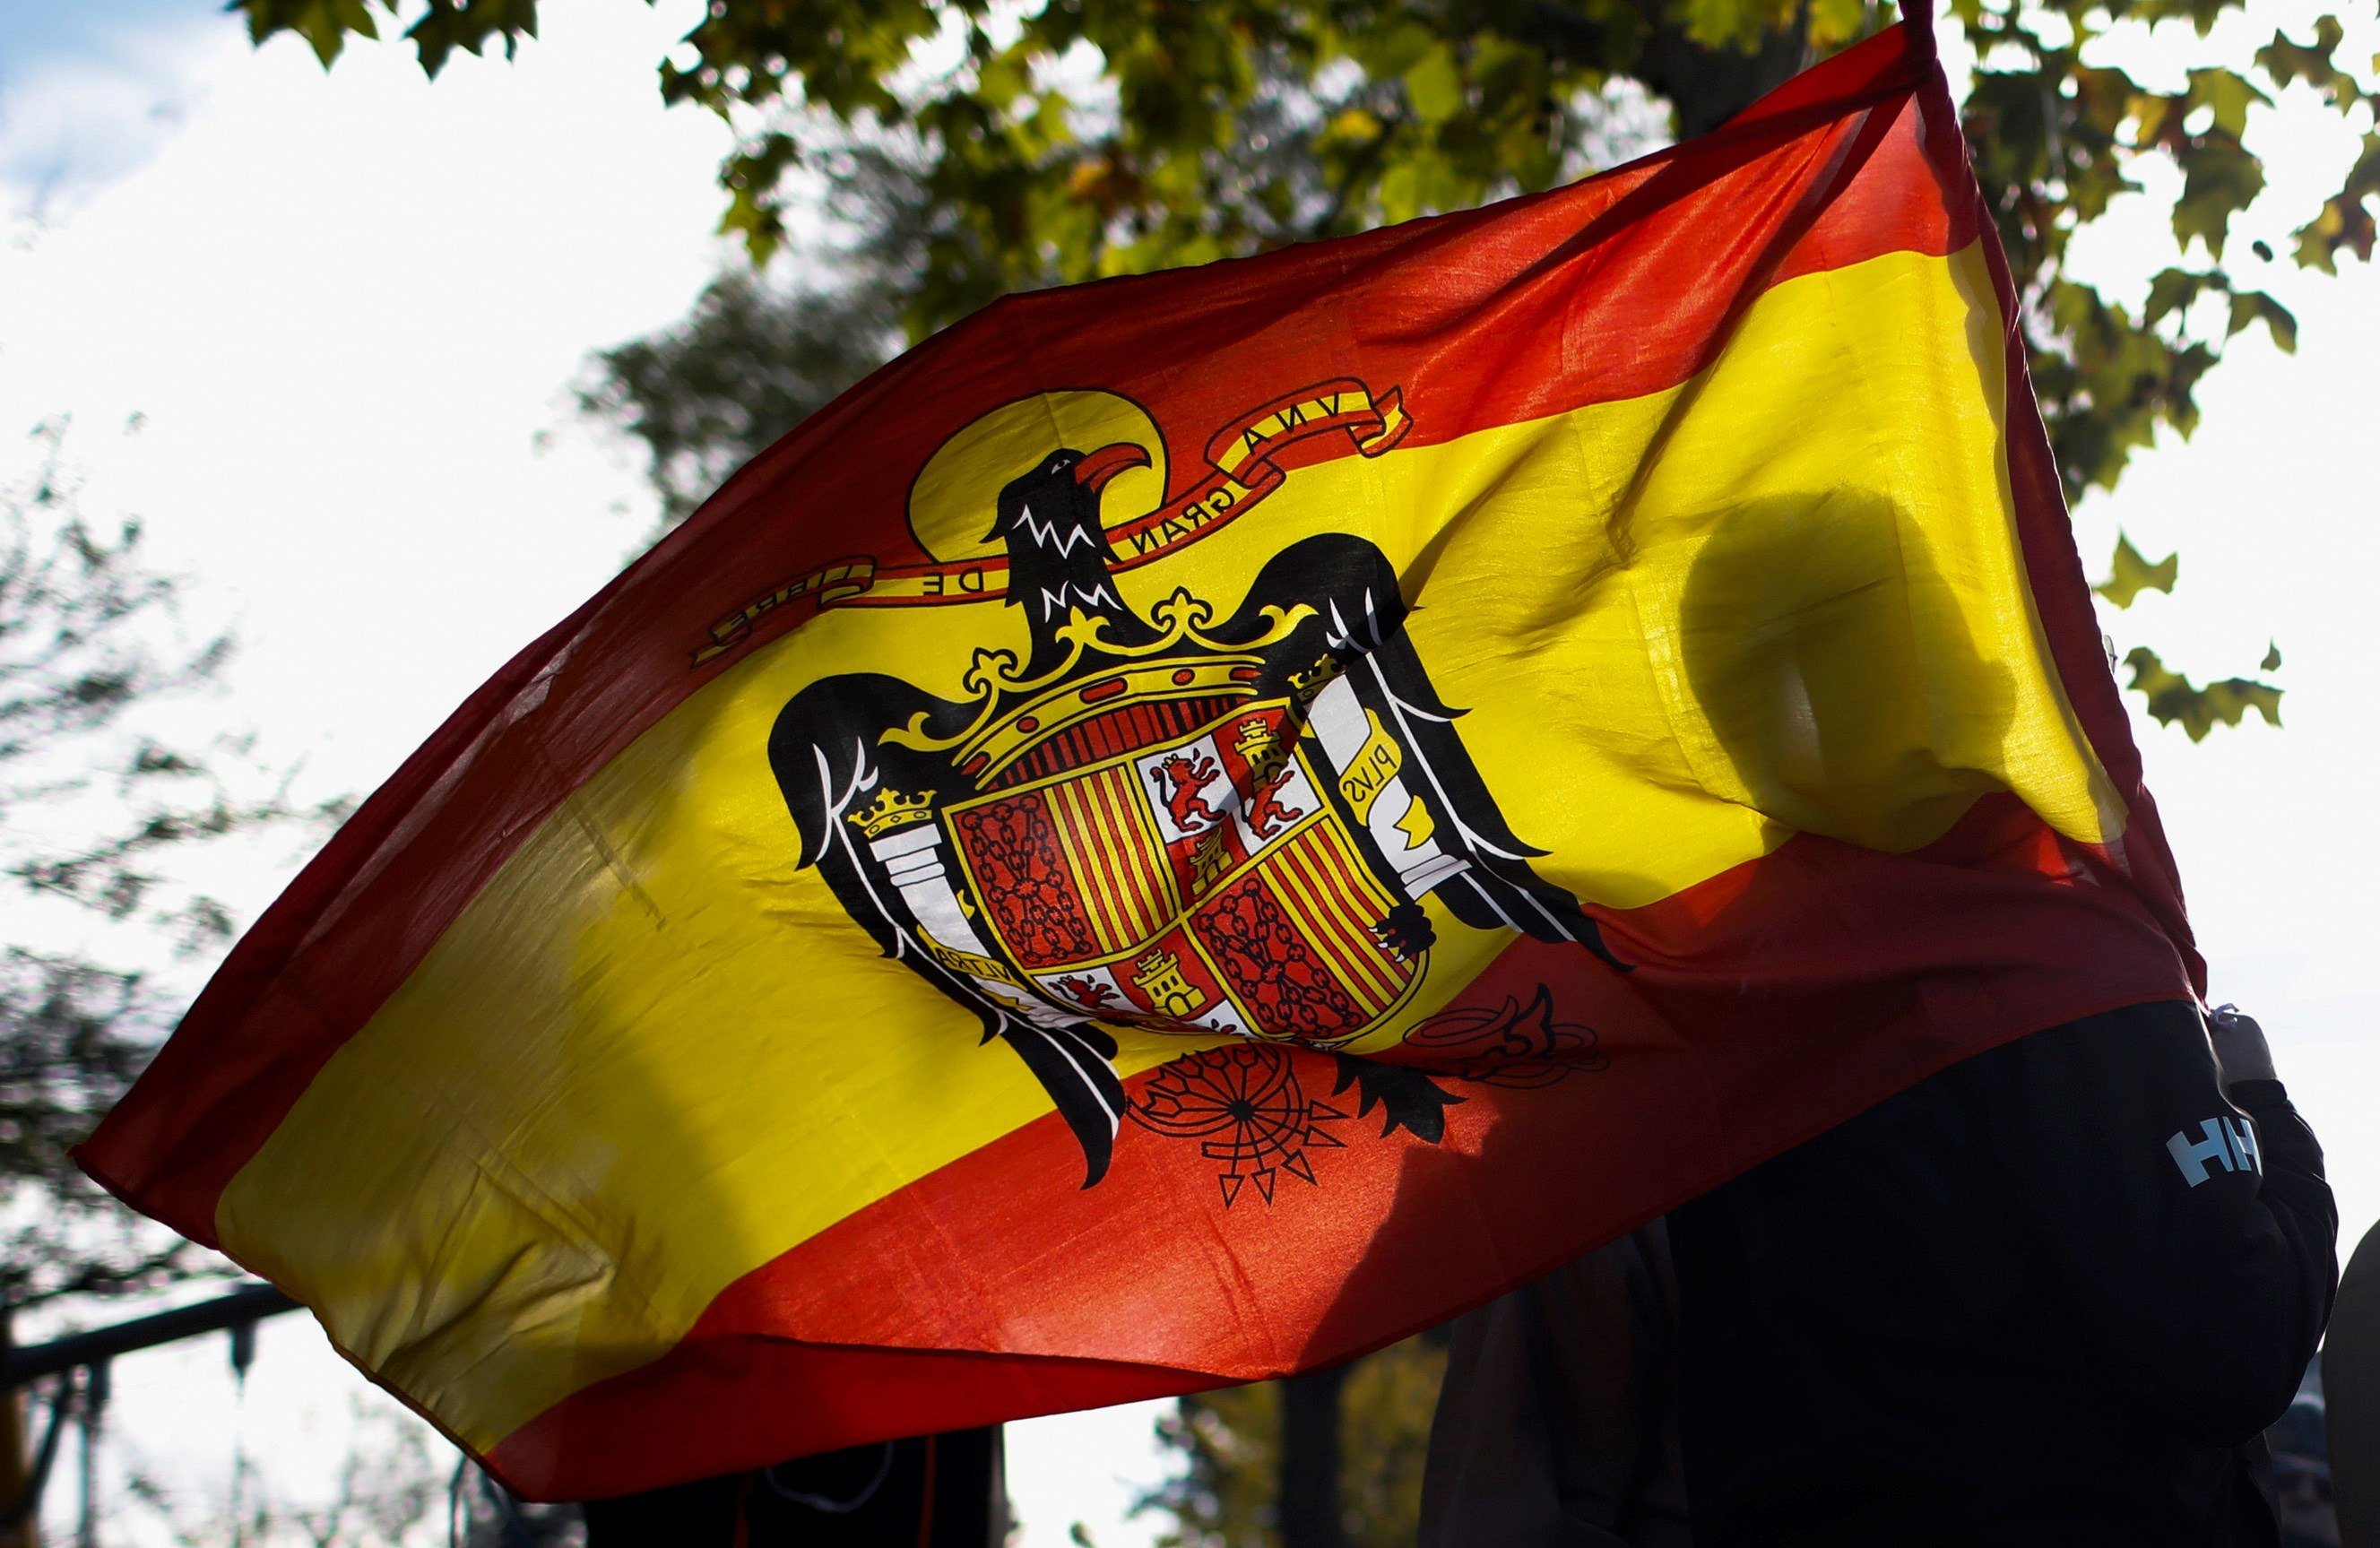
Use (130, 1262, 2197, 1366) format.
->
(1073, 442, 1152, 495)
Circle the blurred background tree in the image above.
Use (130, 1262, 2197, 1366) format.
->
(226, 0, 2380, 1539)
(1140, 1337, 1448, 1548)
(0, 419, 330, 1320)
(106, 1397, 573, 1548)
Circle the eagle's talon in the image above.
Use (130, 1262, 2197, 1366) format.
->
(1372, 901, 1434, 959)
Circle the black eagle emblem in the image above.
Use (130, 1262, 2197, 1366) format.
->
(769, 439, 1618, 1187)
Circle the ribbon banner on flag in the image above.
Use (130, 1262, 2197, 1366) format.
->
(689, 379, 1410, 661)
(81, 9, 2198, 1501)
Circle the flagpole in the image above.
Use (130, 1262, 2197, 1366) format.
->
(1899, 0, 1937, 54)
(1900, 0, 1970, 178)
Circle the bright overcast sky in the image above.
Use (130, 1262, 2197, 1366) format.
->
(2, 0, 2375, 1542)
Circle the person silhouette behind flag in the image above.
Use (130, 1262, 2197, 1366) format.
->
(1653, 999, 2335, 1546)
(1417, 482, 2337, 1547)
(1657, 485, 2333, 1545)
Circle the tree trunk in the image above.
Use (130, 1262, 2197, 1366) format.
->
(1277, 1366, 1350, 1548)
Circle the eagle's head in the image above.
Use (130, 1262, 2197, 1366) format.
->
(983, 443, 1152, 563)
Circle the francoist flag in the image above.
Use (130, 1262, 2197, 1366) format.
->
(80, 6, 2200, 1499)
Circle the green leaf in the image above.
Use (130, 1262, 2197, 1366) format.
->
(2290, 132, 2380, 273)
(2094, 532, 2179, 609)
(237, 0, 386, 66)
(2171, 137, 2266, 258)
(2142, 266, 2216, 326)
(2225, 290, 2298, 351)
(1349, 21, 1438, 78)
(2261, 641, 2283, 671)
(2183, 68, 2271, 137)
(403, 0, 539, 78)
(1675, 0, 1782, 52)
(1402, 47, 1464, 127)
(2256, 19, 2365, 111)
(2122, 648, 2283, 739)
(2130, 0, 2232, 35)
(715, 132, 800, 265)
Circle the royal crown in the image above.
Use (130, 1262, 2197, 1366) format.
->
(1287, 653, 1342, 699)
(845, 786, 936, 839)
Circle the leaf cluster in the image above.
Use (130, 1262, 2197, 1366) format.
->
(2091, 530, 2178, 609)
(236, 2, 2376, 495)
(2088, 528, 2284, 739)
(2120, 643, 2283, 739)
(236, 0, 541, 76)
(1968, 6, 2377, 504)
(574, 143, 923, 530)
(244, 0, 1804, 335)
(244, 1, 2374, 744)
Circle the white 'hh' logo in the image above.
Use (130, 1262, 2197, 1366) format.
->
(2167, 1115, 2263, 1188)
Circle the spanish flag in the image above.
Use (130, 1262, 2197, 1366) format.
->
(81, 10, 2196, 1499)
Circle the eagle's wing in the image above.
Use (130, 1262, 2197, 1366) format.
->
(766, 672, 1129, 1184)
(1225, 533, 1626, 971)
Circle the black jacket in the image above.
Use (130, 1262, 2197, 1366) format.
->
(1420, 1226, 1694, 1548)
(1667, 999, 2336, 1547)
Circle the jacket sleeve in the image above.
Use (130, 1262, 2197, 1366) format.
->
(1987, 1001, 2337, 1447)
